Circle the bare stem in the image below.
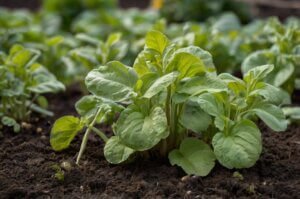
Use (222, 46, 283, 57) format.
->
(76, 108, 102, 165)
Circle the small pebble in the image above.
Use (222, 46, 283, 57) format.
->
(80, 185, 84, 192)
(21, 122, 32, 129)
(41, 135, 47, 141)
(36, 127, 43, 133)
(181, 175, 190, 182)
(186, 190, 192, 195)
(61, 161, 72, 171)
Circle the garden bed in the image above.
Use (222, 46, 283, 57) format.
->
(1, 85, 299, 199)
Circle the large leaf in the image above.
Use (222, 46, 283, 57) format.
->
(85, 61, 138, 102)
(104, 136, 135, 164)
(212, 13, 241, 33)
(75, 95, 123, 121)
(145, 30, 169, 54)
(241, 50, 275, 74)
(250, 83, 291, 105)
(169, 138, 216, 176)
(173, 46, 215, 72)
(8, 45, 35, 68)
(75, 95, 103, 119)
(133, 50, 155, 77)
(165, 47, 215, 79)
(28, 73, 65, 94)
(212, 120, 262, 169)
(219, 73, 246, 96)
(191, 93, 224, 117)
(248, 102, 287, 132)
(115, 105, 169, 151)
(180, 101, 212, 133)
(143, 72, 179, 98)
(50, 116, 84, 151)
(177, 73, 227, 96)
(269, 60, 294, 87)
(282, 107, 300, 122)
(243, 64, 274, 84)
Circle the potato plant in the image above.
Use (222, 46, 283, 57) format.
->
(242, 18, 300, 93)
(64, 32, 128, 73)
(50, 31, 287, 176)
(0, 45, 65, 132)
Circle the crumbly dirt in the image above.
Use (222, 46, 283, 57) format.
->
(0, 85, 299, 199)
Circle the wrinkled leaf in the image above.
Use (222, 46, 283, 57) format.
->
(143, 72, 179, 98)
(104, 136, 135, 164)
(212, 120, 262, 169)
(180, 101, 212, 133)
(85, 61, 138, 102)
(115, 105, 168, 151)
(169, 138, 216, 176)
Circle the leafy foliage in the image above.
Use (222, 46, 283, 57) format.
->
(50, 31, 287, 176)
(0, 45, 65, 132)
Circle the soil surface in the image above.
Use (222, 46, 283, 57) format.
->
(0, 85, 300, 199)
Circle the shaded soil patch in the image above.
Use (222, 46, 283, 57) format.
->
(0, 85, 299, 199)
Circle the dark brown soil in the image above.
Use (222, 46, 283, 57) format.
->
(0, 85, 299, 199)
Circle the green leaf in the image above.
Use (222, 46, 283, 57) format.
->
(133, 50, 155, 77)
(270, 61, 294, 87)
(173, 46, 216, 72)
(70, 47, 98, 68)
(250, 83, 291, 105)
(212, 120, 262, 169)
(282, 107, 300, 121)
(219, 73, 246, 95)
(177, 73, 227, 96)
(37, 96, 49, 109)
(8, 45, 35, 67)
(46, 36, 64, 46)
(212, 13, 241, 32)
(1, 116, 20, 133)
(28, 73, 65, 94)
(75, 95, 103, 119)
(104, 136, 135, 164)
(165, 52, 208, 79)
(248, 102, 287, 132)
(75, 95, 123, 121)
(85, 61, 138, 102)
(169, 138, 216, 176)
(191, 93, 224, 117)
(115, 105, 169, 151)
(241, 50, 275, 74)
(106, 32, 122, 47)
(143, 72, 179, 98)
(243, 64, 274, 84)
(145, 30, 169, 54)
(76, 33, 99, 45)
(180, 101, 212, 133)
(50, 116, 84, 151)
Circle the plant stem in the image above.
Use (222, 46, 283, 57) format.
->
(91, 127, 108, 142)
(166, 86, 171, 125)
(76, 108, 102, 165)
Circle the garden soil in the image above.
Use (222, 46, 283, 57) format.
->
(0, 85, 299, 199)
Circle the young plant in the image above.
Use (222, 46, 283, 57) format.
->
(0, 45, 65, 133)
(242, 18, 300, 94)
(61, 32, 128, 82)
(170, 64, 287, 174)
(50, 30, 222, 169)
(50, 31, 287, 176)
